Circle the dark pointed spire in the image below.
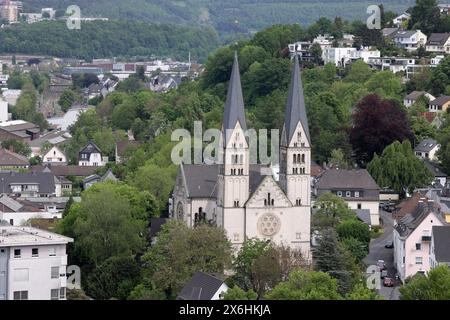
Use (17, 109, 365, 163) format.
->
(284, 55, 310, 145)
(223, 52, 247, 145)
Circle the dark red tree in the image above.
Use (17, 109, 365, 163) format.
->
(350, 94, 413, 165)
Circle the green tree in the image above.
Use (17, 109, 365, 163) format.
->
(58, 89, 77, 113)
(336, 219, 371, 245)
(328, 148, 349, 169)
(409, 0, 440, 34)
(265, 270, 342, 300)
(400, 265, 450, 300)
(346, 283, 383, 300)
(313, 193, 355, 229)
(223, 286, 258, 300)
(367, 140, 434, 196)
(136, 220, 231, 299)
(1, 139, 32, 157)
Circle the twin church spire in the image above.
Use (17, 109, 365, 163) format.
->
(222, 53, 309, 145)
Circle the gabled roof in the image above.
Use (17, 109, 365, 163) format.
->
(182, 164, 219, 198)
(394, 193, 421, 220)
(426, 33, 450, 46)
(79, 141, 102, 155)
(30, 165, 98, 177)
(316, 169, 380, 191)
(394, 202, 436, 237)
(0, 194, 23, 212)
(222, 52, 247, 145)
(116, 140, 140, 156)
(404, 91, 427, 101)
(390, 30, 419, 39)
(415, 139, 439, 153)
(177, 272, 225, 300)
(382, 28, 398, 37)
(100, 169, 117, 182)
(423, 159, 447, 178)
(283, 55, 310, 145)
(429, 96, 450, 106)
(432, 226, 450, 263)
(0, 148, 30, 166)
(0, 171, 56, 194)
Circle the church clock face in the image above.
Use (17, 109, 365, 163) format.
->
(258, 213, 281, 237)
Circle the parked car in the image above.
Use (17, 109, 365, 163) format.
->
(385, 241, 394, 249)
(377, 260, 386, 270)
(383, 277, 395, 287)
(381, 270, 388, 279)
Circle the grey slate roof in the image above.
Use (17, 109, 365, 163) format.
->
(316, 169, 380, 191)
(432, 226, 450, 263)
(394, 202, 434, 237)
(222, 52, 247, 145)
(426, 33, 450, 46)
(415, 139, 439, 153)
(404, 91, 427, 101)
(355, 209, 371, 225)
(423, 159, 447, 178)
(284, 55, 310, 145)
(149, 217, 168, 239)
(429, 96, 450, 106)
(0, 194, 23, 212)
(177, 272, 225, 300)
(390, 30, 417, 39)
(79, 141, 102, 155)
(382, 28, 398, 37)
(0, 172, 56, 194)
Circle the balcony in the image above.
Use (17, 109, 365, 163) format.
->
(422, 236, 432, 242)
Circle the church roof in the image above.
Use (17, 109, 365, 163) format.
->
(223, 52, 247, 145)
(284, 55, 310, 145)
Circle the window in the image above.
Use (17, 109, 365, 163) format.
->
(296, 232, 301, 240)
(9, 219, 13, 225)
(337, 191, 343, 197)
(13, 291, 28, 300)
(32, 248, 39, 257)
(51, 289, 59, 300)
(416, 243, 422, 250)
(14, 249, 21, 258)
(49, 248, 56, 257)
(354, 191, 360, 198)
(415, 257, 423, 265)
(60, 288, 66, 300)
(357, 203, 362, 210)
(51, 266, 60, 279)
(346, 191, 351, 197)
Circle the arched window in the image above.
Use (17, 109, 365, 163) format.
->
(301, 154, 305, 163)
(293, 154, 297, 163)
(176, 202, 184, 220)
(240, 155, 243, 164)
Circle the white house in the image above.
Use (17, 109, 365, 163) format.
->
(349, 48, 381, 63)
(393, 201, 445, 283)
(392, 13, 411, 27)
(78, 141, 106, 167)
(315, 169, 381, 226)
(389, 30, 427, 51)
(42, 146, 67, 166)
(403, 91, 436, 108)
(426, 33, 450, 53)
(0, 100, 8, 123)
(0, 223, 73, 300)
(414, 139, 440, 161)
(323, 47, 357, 67)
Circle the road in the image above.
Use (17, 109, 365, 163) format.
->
(363, 210, 401, 300)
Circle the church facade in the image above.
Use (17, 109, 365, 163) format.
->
(171, 54, 311, 257)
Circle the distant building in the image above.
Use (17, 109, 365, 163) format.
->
(0, 148, 29, 170)
(0, 223, 73, 300)
(78, 141, 106, 167)
(387, 30, 427, 51)
(392, 13, 411, 27)
(1, 89, 21, 106)
(0, 171, 62, 198)
(177, 272, 228, 300)
(42, 146, 67, 166)
(0, 1, 19, 23)
(0, 99, 9, 123)
(429, 96, 450, 113)
(323, 47, 357, 67)
(288, 41, 313, 61)
(414, 139, 440, 161)
(315, 169, 381, 226)
(403, 91, 435, 108)
(0, 120, 40, 142)
(82, 169, 117, 190)
(115, 140, 140, 164)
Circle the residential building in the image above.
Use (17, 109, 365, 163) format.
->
(438, 3, 450, 15)
(115, 140, 140, 164)
(82, 169, 117, 190)
(0, 195, 61, 226)
(415, 139, 440, 161)
(419, 111, 444, 128)
(0, 120, 40, 142)
(42, 146, 67, 166)
(288, 42, 313, 61)
(388, 30, 427, 51)
(430, 226, 450, 268)
(0, 0, 18, 23)
(423, 159, 447, 187)
(315, 169, 381, 226)
(393, 201, 445, 282)
(0, 223, 73, 300)
(392, 13, 411, 27)
(323, 47, 357, 67)
(403, 91, 436, 108)
(313, 34, 334, 59)
(382, 27, 398, 38)
(0, 100, 8, 123)
(177, 272, 228, 300)
(172, 55, 312, 255)
(426, 33, 450, 53)
(349, 48, 381, 64)
(28, 130, 71, 157)
(78, 141, 106, 167)
(0, 148, 29, 170)
(0, 171, 59, 198)
(429, 96, 450, 112)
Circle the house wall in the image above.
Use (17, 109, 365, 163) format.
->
(6, 244, 68, 300)
(211, 283, 229, 300)
(79, 152, 104, 167)
(347, 200, 380, 226)
(0, 211, 62, 226)
(43, 147, 67, 166)
(393, 229, 405, 281)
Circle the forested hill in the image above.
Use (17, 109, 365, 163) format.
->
(0, 20, 219, 61)
(22, 0, 415, 35)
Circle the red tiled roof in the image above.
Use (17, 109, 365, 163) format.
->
(420, 112, 436, 124)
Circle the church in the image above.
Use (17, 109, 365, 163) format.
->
(171, 54, 311, 257)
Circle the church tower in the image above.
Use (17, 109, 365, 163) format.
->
(279, 55, 311, 207)
(216, 53, 249, 236)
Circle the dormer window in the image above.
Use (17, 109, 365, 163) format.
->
(346, 191, 351, 197)
(337, 191, 343, 197)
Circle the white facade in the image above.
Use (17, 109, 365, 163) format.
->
(1, 89, 21, 106)
(404, 92, 435, 108)
(392, 13, 411, 27)
(392, 30, 427, 51)
(0, 226, 73, 300)
(0, 99, 8, 123)
(79, 152, 105, 166)
(346, 200, 380, 226)
(393, 210, 444, 282)
(43, 146, 67, 166)
(324, 48, 357, 67)
(0, 74, 8, 85)
(0, 211, 62, 226)
(350, 48, 381, 63)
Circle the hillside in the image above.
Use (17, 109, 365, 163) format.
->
(22, 0, 415, 34)
(0, 20, 219, 61)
